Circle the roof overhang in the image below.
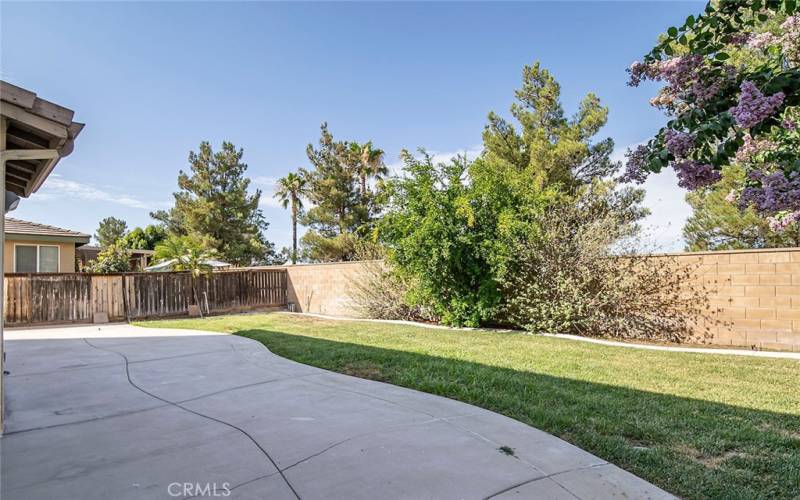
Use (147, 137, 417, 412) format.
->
(4, 233, 91, 245)
(1, 81, 84, 198)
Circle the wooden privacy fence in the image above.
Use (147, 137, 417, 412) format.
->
(3, 269, 287, 326)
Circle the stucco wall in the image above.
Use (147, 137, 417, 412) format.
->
(274, 249, 800, 352)
(3, 240, 77, 273)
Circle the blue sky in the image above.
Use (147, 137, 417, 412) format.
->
(1, 1, 703, 251)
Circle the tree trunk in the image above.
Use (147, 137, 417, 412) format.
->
(291, 197, 298, 264)
(360, 172, 367, 199)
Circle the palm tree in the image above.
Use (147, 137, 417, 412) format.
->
(153, 234, 218, 312)
(274, 172, 308, 264)
(358, 141, 386, 199)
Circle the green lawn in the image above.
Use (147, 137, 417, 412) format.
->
(141, 313, 800, 499)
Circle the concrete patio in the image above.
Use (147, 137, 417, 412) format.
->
(0, 324, 674, 499)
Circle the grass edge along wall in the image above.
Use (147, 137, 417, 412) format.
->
(269, 249, 800, 352)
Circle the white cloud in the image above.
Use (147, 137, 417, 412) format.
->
(639, 169, 692, 252)
(386, 146, 483, 175)
(253, 176, 279, 188)
(253, 176, 284, 209)
(35, 175, 163, 210)
(613, 142, 691, 252)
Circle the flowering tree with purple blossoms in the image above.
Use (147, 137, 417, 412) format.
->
(625, 0, 800, 230)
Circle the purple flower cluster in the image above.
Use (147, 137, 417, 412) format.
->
(747, 32, 779, 50)
(663, 130, 695, 158)
(781, 16, 800, 64)
(658, 55, 703, 88)
(728, 33, 751, 46)
(627, 61, 659, 87)
(691, 65, 735, 104)
(734, 134, 777, 164)
(627, 56, 702, 88)
(784, 118, 798, 131)
(739, 170, 800, 214)
(673, 161, 721, 190)
(730, 81, 785, 129)
(767, 211, 800, 232)
(743, 19, 799, 64)
(621, 145, 650, 183)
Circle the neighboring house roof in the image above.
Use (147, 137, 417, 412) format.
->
(77, 245, 155, 256)
(145, 258, 232, 272)
(4, 217, 90, 244)
(1, 81, 85, 197)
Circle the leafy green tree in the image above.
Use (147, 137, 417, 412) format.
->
(380, 62, 646, 326)
(119, 224, 167, 250)
(153, 234, 210, 264)
(684, 165, 800, 250)
(300, 124, 383, 261)
(95, 217, 128, 248)
(153, 234, 217, 274)
(274, 172, 308, 264)
(86, 243, 131, 273)
(381, 151, 498, 326)
(152, 141, 275, 266)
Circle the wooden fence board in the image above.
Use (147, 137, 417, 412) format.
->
(3, 269, 287, 326)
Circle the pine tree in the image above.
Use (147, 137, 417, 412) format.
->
(95, 217, 128, 248)
(151, 141, 275, 266)
(299, 124, 383, 262)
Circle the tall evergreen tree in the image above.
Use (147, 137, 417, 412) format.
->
(481, 62, 619, 190)
(95, 217, 128, 248)
(474, 62, 645, 269)
(300, 124, 383, 262)
(151, 141, 275, 266)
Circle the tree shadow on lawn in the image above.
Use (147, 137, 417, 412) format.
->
(237, 328, 800, 500)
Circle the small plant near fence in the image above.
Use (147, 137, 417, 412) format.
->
(347, 243, 438, 323)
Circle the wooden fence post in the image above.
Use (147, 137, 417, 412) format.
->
(121, 274, 129, 323)
(26, 273, 33, 325)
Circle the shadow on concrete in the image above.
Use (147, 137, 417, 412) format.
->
(235, 328, 800, 500)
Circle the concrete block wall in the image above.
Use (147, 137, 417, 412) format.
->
(281, 261, 367, 317)
(272, 248, 800, 352)
(667, 248, 800, 352)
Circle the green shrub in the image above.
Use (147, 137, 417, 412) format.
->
(85, 243, 131, 273)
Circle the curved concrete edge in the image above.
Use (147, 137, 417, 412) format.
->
(287, 312, 800, 360)
(3, 323, 230, 340)
(3, 324, 677, 500)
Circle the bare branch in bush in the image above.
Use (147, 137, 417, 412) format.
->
(501, 195, 712, 342)
(347, 242, 438, 322)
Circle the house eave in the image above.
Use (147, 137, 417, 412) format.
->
(4, 233, 91, 245)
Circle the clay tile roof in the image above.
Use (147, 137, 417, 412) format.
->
(4, 217, 90, 241)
